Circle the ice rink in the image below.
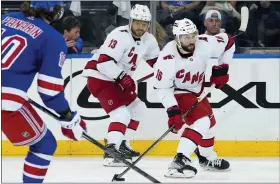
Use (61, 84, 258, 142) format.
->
(2, 157, 279, 183)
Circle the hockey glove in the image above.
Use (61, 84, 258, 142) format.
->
(59, 112, 87, 141)
(210, 64, 229, 89)
(167, 106, 184, 134)
(116, 71, 136, 92)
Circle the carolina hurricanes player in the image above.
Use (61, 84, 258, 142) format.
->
(1, 1, 87, 183)
(153, 18, 235, 178)
(82, 4, 160, 166)
(194, 9, 232, 171)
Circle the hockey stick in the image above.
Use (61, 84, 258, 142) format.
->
(112, 85, 215, 181)
(112, 125, 174, 182)
(232, 6, 249, 38)
(181, 84, 215, 123)
(28, 98, 161, 183)
(136, 72, 154, 83)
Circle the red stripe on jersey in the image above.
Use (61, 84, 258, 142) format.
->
(98, 54, 113, 63)
(225, 34, 234, 51)
(146, 57, 158, 68)
(108, 122, 127, 134)
(181, 128, 202, 146)
(200, 137, 215, 147)
(37, 80, 64, 92)
(127, 120, 139, 131)
(85, 60, 98, 70)
(24, 163, 48, 176)
(2, 93, 26, 104)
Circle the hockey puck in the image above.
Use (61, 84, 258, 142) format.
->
(112, 174, 125, 182)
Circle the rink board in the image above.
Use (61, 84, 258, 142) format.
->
(2, 54, 280, 157)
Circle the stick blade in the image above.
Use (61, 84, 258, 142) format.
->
(112, 174, 125, 182)
(239, 6, 249, 32)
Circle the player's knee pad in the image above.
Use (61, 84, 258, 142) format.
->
(109, 106, 131, 126)
(2, 102, 47, 146)
(180, 117, 210, 147)
(127, 98, 146, 121)
(191, 116, 211, 136)
(29, 129, 57, 156)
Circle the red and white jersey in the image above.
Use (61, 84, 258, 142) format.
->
(153, 33, 235, 109)
(83, 25, 159, 81)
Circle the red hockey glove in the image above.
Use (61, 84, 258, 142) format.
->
(210, 64, 229, 89)
(59, 112, 87, 141)
(167, 106, 184, 134)
(116, 71, 136, 92)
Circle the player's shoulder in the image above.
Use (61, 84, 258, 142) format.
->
(158, 41, 176, 61)
(2, 12, 19, 19)
(198, 32, 232, 44)
(108, 25, 131, 39)
(142, 31, 158, 44)
(214, 32, 232, 43)
(154, 41, 175, 69)
(197, 34, 212, 43)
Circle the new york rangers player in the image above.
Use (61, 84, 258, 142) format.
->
(83, 4, 160, 166)
(1, 1, 87, 183)
(153, 18, 235, 178)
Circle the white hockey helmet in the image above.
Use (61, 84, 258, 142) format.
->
(172, 18, 197, 36)
(130, 4, 151, 22)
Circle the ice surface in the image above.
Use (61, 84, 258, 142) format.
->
(2, 157, 279, 183)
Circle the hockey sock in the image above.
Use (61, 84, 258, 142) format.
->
(107, 122, 127, 148)
(23, 129, 56, 183)
(124, 119, 139, 143)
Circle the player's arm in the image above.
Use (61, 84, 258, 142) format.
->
(38, 35, 86, 141)
(94, 31, 127, 80)
(210, 33, 235, 88)
(153, 55, 183, 134)
(37, 36, 71, 115)
(217, 33, 235, 65)
(143, 35, 160, 68)
(94, 31, 136, 91)
(153, 55, 177, 109)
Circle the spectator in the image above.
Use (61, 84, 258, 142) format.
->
(51, 16, 83, 54)
(158, 1, 201, 28)
(200, 1, 240, 34)
(251, 1, 280, 47)
(204, 10, 223, 35)
(203, 9, 240, 53)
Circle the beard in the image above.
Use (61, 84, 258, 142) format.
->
(132, 29, 145, 38)
(181, 44, 195, 53)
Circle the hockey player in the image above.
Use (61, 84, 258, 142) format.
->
(153, 18, 235, 178)
(1, 1, 87, 183)
(82, 4, 160, 166)
(194, 9, 232, 171)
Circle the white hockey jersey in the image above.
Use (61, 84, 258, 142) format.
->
(153, 33, 235, 109)
(83, 25, 160, 81)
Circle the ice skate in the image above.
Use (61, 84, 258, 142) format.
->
(164, 153, 197, 178)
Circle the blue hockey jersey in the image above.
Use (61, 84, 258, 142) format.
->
(2, 12, 70, 114)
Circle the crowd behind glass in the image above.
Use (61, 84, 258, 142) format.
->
(2, 1, 280, 54)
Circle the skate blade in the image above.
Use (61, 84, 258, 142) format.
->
(201, 166, 231, 172)
(103, 158, 128, 167)
(164, 169, 196, 178)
